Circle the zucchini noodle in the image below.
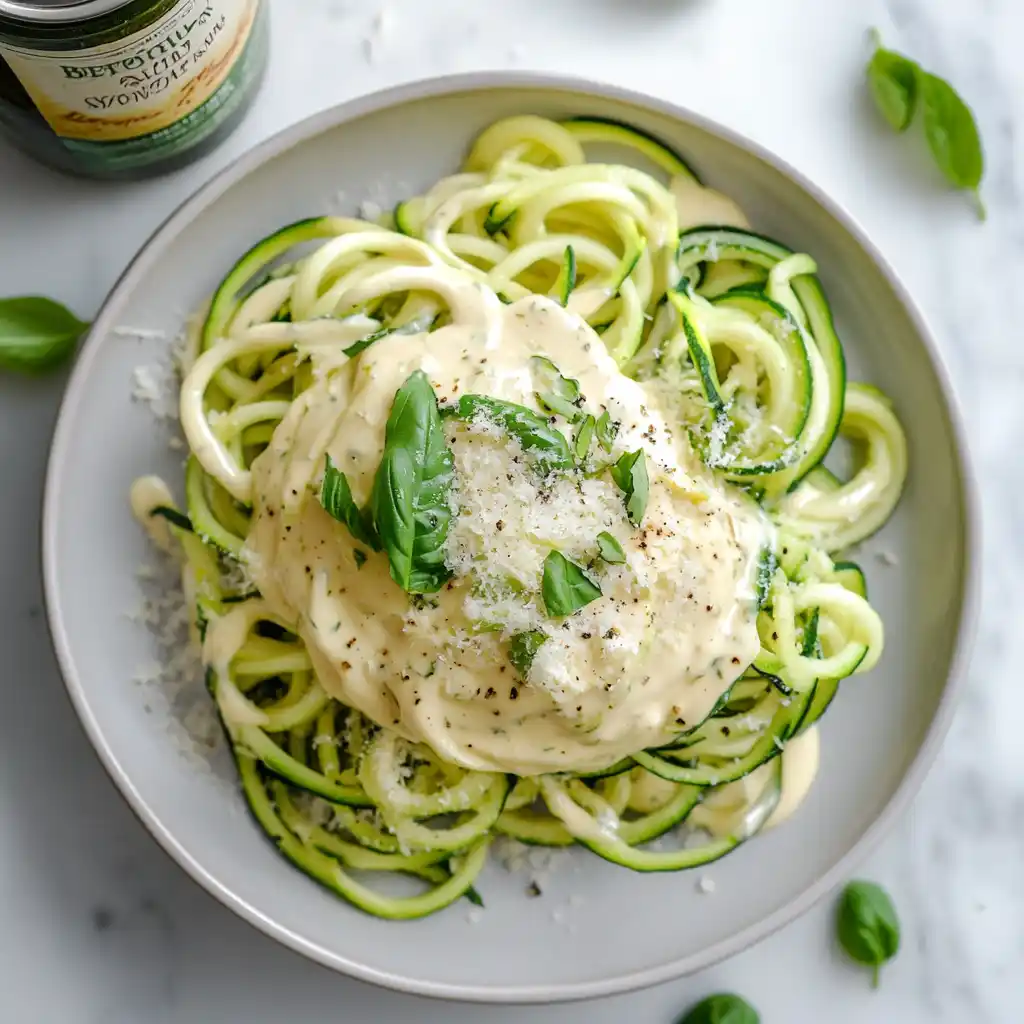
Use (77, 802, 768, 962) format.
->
(132, 115, 907, 919)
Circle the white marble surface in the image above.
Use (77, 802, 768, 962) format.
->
(0, 0, 1020, 1020)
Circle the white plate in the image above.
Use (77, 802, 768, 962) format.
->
(42, 73, 978, 1003)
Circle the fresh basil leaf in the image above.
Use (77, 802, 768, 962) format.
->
(596, 531, 626, 565)
(463, 886, 485, 908)
(0, 296, 88, 375)
(595, 409, 620, 452)
(919, 71, 985, 199)
(553, 245, 577, 306)
(150, 506, 193, 533)
(320, 455, 381, 551)
(573, 414, 596, 461)
(837, 880, 900, 988)
(866, 44, 919, 131)
(675, 993, 759, 1024)
(542, 550, 602, 617)
(865, 33, 985, 218)
(454, 394, 572, 472)
(531, 355, 583, 421)
(507, 630, 547, 679)
(538, 392, 582, 420)
(610, 449, 649, 525)
(371, 371, 455, 594)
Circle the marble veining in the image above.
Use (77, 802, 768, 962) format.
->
(0, 0, 1021, 1020)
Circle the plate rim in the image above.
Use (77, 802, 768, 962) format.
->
(41, 70, 981, 1004)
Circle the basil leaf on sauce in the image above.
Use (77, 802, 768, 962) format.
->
(507, 630, 548, 678)
(0, 296, 88, 375)
(596, 531, 626, 565)
(610, 449, 649, 525)
(371, 371, 455, 594)
(595, 409, 620, 452)
(542, 551, 602, 617)
(573, 414, 596, 461)
(531, 355, 583, 422)
(675, 993, 759, 1024)
(320, 454, 381, 551)
(836, 880, 901, 988)
(453, 394, 573, 471)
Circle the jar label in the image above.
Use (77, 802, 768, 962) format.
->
(0, 0, 260, 146)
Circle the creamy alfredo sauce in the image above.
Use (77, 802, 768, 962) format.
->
(243, 290, 768, 775)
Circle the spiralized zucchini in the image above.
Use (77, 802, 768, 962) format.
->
(136, 115, 907, 919)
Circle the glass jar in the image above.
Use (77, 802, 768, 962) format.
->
(0, 0, 269, 180)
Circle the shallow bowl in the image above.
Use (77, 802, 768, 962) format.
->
(42, 73, 977, 1003)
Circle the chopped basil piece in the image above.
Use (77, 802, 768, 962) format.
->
(320, 455, 380, 551)
(595, 409, 620, 452)
(507, 630, 548, 679)
(573, 414, 596, 461)
(596, 531, 626, 564)
(542, 551, 602, 617)
(531, 355, 583, 422)
(610, 449, 649, 525)
(453, 394, 573, 471)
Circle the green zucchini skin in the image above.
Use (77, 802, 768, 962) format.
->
(561, 116, 701, 182)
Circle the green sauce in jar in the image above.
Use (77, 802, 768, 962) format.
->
(0, 0, 269, 179)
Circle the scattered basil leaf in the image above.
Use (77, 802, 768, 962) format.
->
(149, 506, 193, 532)
(866, 32, 985, 218)
(595, 409, 619, 452)
(371, 371, 455, 593)
(836, 880, 901, 988)
(676, 993, 759, 1024)
(866, 42, 919, 131)
(610, 449, 649, 525)
(541, 550, 602, 617)
(919, 71, 985, 208)
(353, 548, 367, 569)
(507, 630, 548, 679)
(573, 414, 596, 461)
(454, 394, 572, 472)
(596, 531, 626, 565)
(0, 296, 89, 375)
(553, 244, 577, 306)
(320, 455, 381, 551)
